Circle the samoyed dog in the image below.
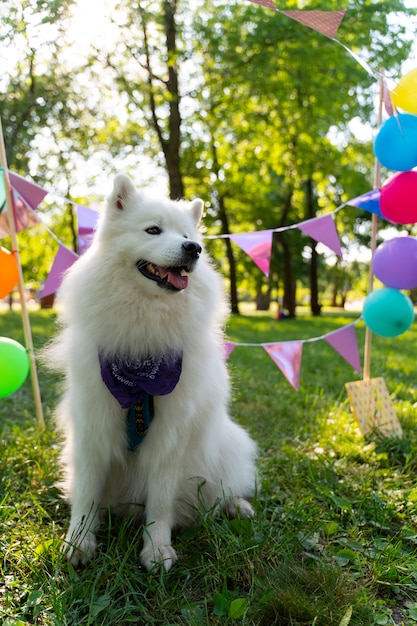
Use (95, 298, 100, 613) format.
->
(46, 174, 257, 571)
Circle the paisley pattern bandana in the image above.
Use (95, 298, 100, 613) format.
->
(99, 353, 183, 409)
(99, 353, 183, 451)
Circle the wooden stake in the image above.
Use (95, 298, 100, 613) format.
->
(363, 75, 384, 381)
(0, 118, 45, 429)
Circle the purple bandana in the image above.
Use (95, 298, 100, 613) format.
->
(99, 353, 183, 409)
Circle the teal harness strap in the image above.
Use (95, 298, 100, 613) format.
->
(126, 394, 154, 451)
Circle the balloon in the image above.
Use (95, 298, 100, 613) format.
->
(380, 171, 417, 224)
(372, 237, 417, 290)
(0, 247, 18, 299)
(374, 113, 417, 171)
(0, 337, 30, 398)
(391, 68, 417, 114)
(363, 288, 415, 338)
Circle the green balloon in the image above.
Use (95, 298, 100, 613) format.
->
(0, 337, 30, 398)
(363, 288, 415, 338)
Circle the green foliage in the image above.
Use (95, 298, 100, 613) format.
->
(1, 309, 417, 624)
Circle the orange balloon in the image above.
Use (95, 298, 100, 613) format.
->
(0, 247, 19, 298)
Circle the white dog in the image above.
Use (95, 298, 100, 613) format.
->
(46, 174, 257, 571)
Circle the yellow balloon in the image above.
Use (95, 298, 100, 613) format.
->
(391, 68, 417, 114)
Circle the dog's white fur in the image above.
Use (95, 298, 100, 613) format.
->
(45, 174, 257, 571)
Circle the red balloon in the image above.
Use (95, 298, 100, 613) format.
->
(380, 171, 417, 224)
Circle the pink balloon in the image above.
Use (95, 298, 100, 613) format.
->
(372, 237, 417, 289)
(380, 171, 417, 224)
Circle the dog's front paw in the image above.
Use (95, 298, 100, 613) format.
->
(140, 544, 178, 572)
(63, 530, 97, 567)
(218, 496, 254, 520)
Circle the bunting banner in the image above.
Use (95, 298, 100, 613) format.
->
(224, 341, 237, 360)
(347, 189, 382, 216)
(225, 321, 361, 390)
(0, 172, 46, 238)
(278, 10, 347, 40)
(77, 205, 99, 255)
(41, 244, 78, 298)
(297, 213, 343, 257)
(324, 325, 362, 374)
(230, 229, 273, 276)
(263, 341, 303, 390)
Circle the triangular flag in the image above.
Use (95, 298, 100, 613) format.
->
(324, 325, 362, 374)
(382, 79, 394, 117)
(77, 205, 99, 254)
(230, 230, 273, 276)
(263, 341, 303, 390)
(297, 214, 342, 257)
(0, 191, 41, 238)
(348, 189, 382, 217)
(41, 245, 78, 298)
(223, 341, 236, 360)
(246, 0, 276, 8)
(9, 171, 48, 211)
(277, 9, 346, 39)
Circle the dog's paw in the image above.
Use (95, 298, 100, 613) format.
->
(140, 544, 178, 572)
(218, 496, 254, 520)
(62, 530, 97, 567)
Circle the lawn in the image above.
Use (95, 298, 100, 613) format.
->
(1, 307, 417, 625)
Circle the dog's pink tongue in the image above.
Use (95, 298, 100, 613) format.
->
(168, 270, 188, 290)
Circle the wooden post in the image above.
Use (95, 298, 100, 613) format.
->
(0, 118, 45, 429)
(363, 76, 384, 381)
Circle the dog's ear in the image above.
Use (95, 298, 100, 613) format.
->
(190, 199, 204, 225)
(110, 174, 137, 210)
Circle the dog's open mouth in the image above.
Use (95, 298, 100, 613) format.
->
(136, 260, 191, 291)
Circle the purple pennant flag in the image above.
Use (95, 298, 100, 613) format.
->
(297, 214, 342, 257)
(324, 325, 362, 374)
(230, 230, 273, 276)
(348, 189, 382, 217)
(263, 341, 303, 390)
(41, 245, 78, 298)
(223, 341, 237, 360)
(77, 205, 99, 254)
(9, 171, 48, 211)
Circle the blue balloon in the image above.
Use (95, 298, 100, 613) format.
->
(374, 113, 417, 171)
(363, 288, 415, 337)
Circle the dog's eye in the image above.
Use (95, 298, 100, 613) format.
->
(146, 226, 161, 235)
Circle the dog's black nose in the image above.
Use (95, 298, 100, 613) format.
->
(182, 240, 202, 259)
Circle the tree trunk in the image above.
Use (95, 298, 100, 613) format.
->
(276, 189, 296, 318)
(162, 0, 183, 200)
(140, 0, 184, 200)
(217, 194, 240, 315)
(306, 178, 321, 316)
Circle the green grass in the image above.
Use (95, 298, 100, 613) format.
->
(1, 308, 417, 625)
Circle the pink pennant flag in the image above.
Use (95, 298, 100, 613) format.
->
(297, 214, 342, 257)
(278, 9, 346, 39)
(77, 205, 99, 254)
(41, 245, 78, 298)
(223, 341, 237, 360)
(263, 341, 303, 390)
(0, 195, 41, 238)
(230, 230, 273, 276)
(382, 79, 394, 117)
(9, 171, 48, 211)
(246, 0, 276, 9)
(324, 325, 362, 374)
